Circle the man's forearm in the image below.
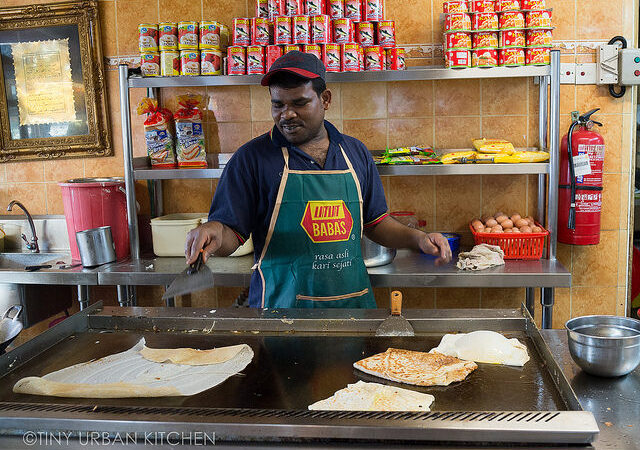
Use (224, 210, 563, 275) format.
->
(364, 216, 424, 250)
(212, 222, 242, 256)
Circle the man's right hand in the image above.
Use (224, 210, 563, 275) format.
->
(185, 221, 226, 264)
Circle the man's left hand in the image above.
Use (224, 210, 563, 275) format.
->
(419, 233, 452, 265)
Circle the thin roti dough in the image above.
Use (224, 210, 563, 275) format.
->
(139, 343, 248, 365)
(13, 377, 181, 398)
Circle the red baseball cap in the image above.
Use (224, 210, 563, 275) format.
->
(261, 51, 326, 86)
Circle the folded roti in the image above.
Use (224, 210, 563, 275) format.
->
(309, 380, 434, 411)
(139, 343, 247, 365)
(354, 348, 477, 386)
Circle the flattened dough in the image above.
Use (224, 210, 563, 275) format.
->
(13, 378, 180, 398)
(139, 343, 247, 365)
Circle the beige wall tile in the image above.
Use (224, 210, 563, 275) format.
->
(325, 83, 342, 121)
(6, 161, 44, 183)
(342, 82, 387, 119)
(0, 166, 5, 183)
(386, 0, 432, 44)
(435, 79, 480, 116)
(343, 119, 388, 150)
(434, 175, 481, 233)
(44, 159, 84, 183)
(45, 183, 65, 215)
(435, 288, 481, 308)
(551, 287, 572, 329)
(600, 173, 621, 231)
(571, 230, 619, 286)
(575, 85, 624, 115)
(388, 117, 434, 148)
(481, 78, 528, 116)
(617, 287, 628, 317)
(206, 86, 252, 122)
(557, 243, 572, 272)
(575, 0, 623, 40)
(480, 288, 526, 309)
(546, 0, 576, 40)
(5, 183, 47, 215)
(559, 84, 577, 115)
(250, 85, 273, 121)
(435, 116, 480, 149)
(571, 286, 618, 317)
(619, 228, 631, 285)
(481, 116, 528, 147)
(116, 0, 159, 55)
(207, 122, 252, 153)
(388, 176, 436, 229)
(393, 287, 436, 309)
(202, 0, 248, 30)
(481, 175, 528, 219)
(600, 115, 623, 174)
(251, 120, 274, 139)
(387, 81, 434, 118)
(162, 179, 213, 214)
(98, 0, 117, 56)
(159, 0, 202, 22)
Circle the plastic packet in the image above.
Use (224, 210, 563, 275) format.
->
(137, 98, 176, 168)
(174, 94, 207, 168)
(472, 138, 516, 154)
(441, 150, 477, 164)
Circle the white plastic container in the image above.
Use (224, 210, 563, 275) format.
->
(150, 213, 208, 257)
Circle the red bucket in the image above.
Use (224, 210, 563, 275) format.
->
(58, 178, 130, 262)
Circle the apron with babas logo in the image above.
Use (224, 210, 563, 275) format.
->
(256, 145, 375, 308)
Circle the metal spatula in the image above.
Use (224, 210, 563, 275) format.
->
(375, 291, 415, 337)
(162, 250, 214, 300)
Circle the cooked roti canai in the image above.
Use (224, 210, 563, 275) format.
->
(354, 348, 477, 386)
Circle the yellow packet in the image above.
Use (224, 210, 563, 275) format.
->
(441, 151, 477, 164)
(494, 151, 550, 163)
(472, 138, 516, 154)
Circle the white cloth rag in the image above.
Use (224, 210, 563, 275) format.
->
(456, 244, 505, 271)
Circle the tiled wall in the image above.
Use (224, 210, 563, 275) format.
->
(0, 0, 637, 328)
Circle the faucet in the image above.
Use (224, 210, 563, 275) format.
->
(7, 200, 39, 253)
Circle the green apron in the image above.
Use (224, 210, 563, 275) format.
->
(256, 145, 376, 309)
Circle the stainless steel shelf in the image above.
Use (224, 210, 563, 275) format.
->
(128, 65, 551, 88)
(96, 250, 571, 288)
(133, 154, 229, 180)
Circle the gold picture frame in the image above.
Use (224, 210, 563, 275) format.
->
(0, 0, 111, 162)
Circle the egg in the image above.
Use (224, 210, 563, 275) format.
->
(515, 218, 529, 228)
(491, 225, 503, 233)
(485, 218, 498, 228)
(481, 215, 493, 223)
(430, 330, 531, 366)
(510, 214, 521, 223)
(504, 228, 513, 233)
(511, 228, 520, 233)
(471, 219, 483, 230)
(501, 219, 514, 229)
(525, 216, 535, 225)
(531, 226, 542, 233)
(520, 225, 532, 233)
(476, 225, 485, 233)
(495, 214, 508, 224)
(494, 211, 505, 219)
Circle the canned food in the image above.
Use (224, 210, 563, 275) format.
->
(364, 0, 384, 21)
(323, 43, 341, 71)
(312, 15, 332, 43)
(445, 13, 472, 31)
(525, 46, 550, 65)
(220, 25, 230, 48)
(227, 46, 246, 75)
(201, 49, 223, 75)
(344, 0, 363, 20)
(266, 45, 283, 70)
(256, 0, 269, 18)
(139, 24, 159, 53)
(246, 46, 266, 74)
(364, 45, 384, 71)
(356, 22, 375, 46)
(303, 44, 322, 60)
(445, 49, 471, 68)
(140, 52, 160, 76)
(386, 47, 406, 70)
(526, 28, 552, 46)
(327, 0, 345, 18)
(160, 51, 180, 76)
(523, 0, 545, 9)
(499, 29, 525, 47)
(472, 48, 498, 67)
(178, 21, 199, 49)
(470, 0, 495, 13)
(446, 31, 472, 49)
(293, 15, 311, 44)
(180, 50, 200, 75)
(232, 18, 251, 45)
(268, 0, 286, 18)
(472, 31, 498, 48)
(377, 21, 396, 48)
(358, 44, 364, 71)
(495, 0, 520, 11)
(275, 16, 293, 44)
(498, 47, 525, 66)
(444, 1, 469, 13)
(285, 0, 304, 16)
(333, 18, 352, 44)
(158, 23, 178, 51)
(200, 21, 222, 49)
(525, 10, 552, 28)
(284, 44, 302, 53)
(499, 11, 525, 29)
(341, 43, 360, 71)
(251, 18, 270, 46)
(473, 12, 499, 30)
(306, 0, 325, 15)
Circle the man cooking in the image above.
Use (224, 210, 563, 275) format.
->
(185, 51, 451, 308)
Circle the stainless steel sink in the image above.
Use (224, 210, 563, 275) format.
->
(0, 253, 68, 270)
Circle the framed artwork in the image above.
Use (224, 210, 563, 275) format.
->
(0, 0, 111, 162)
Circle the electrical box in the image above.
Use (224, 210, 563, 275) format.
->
(619, 48, 640, 85)
(596, 44, 619, 85)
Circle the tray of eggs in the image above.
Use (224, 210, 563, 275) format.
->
(469, 212, 549, 259)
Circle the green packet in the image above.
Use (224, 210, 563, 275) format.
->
(379, 155, 441, 165)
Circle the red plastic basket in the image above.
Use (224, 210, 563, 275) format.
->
(469, 222, 549, 260)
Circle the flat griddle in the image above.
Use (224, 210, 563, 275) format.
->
(0, 304, 598, 446)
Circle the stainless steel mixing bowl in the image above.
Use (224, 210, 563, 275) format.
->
(565, 315, 640, 377)
(361, 236, 396, 268)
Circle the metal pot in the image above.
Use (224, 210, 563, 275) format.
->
(75, 226, 117, 268)
(0, 305, 23, 353)
(361, 236, 396, 268)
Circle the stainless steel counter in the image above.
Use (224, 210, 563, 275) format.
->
(0, 253, 98, 285)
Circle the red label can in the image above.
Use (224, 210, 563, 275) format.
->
(470, 0, 495, 12)
(446, 31, 472, 49)
(525, 47, 550, 65)
(232, 18, 251, 46)
(200, 21, 222, 49)
(268, 0, 286, 19)
(499, 29, 525, 47)
(312, 15, 332, 43)
(257, 0, 269, 18)
(499, 11, 525, 29)
(140, 52, 160, 76)
(139, 24, 159, 53)
(471, 48, 498, 67)
(498, 47, 525, 66)
(284, 44, 302, 53)
(363, 0, 384, 21)
(180, 50, 200, 75)
(285, 0, 304, 16)
(473, 12, 499, 30)
(385, 47, 405, 70)
(495, 0, 520, 11)
(525, 10, 552, 28)
(327, 0, 345, 18)
(444, 1, 468, 13)
(177, 21, 198, 50)
(356, 22, 375, 46)
(377, 21, 395, 48)
(526, 29, 552, 47)
(275, 16, 293, 44)
(364, 45, 384, 71)
(293, 15, 311, 44)
(523, 0, 545, 9)
(305, 0, 325, 15)
(266, 45, 283, 70)
(160, 51, 180, 76)
(304, 44, 322, 60)
(201, 49, 223, 75)
(247, 45, 266, 74)
(227, 46, 247, 75)
(323, 43, 341, 71)
(158, 23, 178, 51)
(333, 18, 352, 44)
(341, 43, 360, 71)
(472, 31, 498, 48)
(358, 43, 364, 71)
(444, 13, 472, 31)
(445, 49, 471, 68)
(251, 18, 271, 45)
(344, 0, 363, 20)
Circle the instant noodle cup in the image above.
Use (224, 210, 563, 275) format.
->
(496, 0, 520, 11)
(445, 49, 471, 68)
(160, 51, 180, 76)
(526, 10, 552, 28)
(247, 45, 266, 74)
(526, 28, 553, 46)
(499, 29, 525, 47)
(266, 45, 283, 70)
(499, 11, 525, 29)
(473, 12, 499, 30)
(525, 46, 550, 65)
(472, 31, 497, 48)
(139, 24, 158, 53)
(252, 17, 271, 45)
(523, 0, 545, 9)
(446, 31, 472, 49)
(137, 98, 176, 169)
(158, 23, 178, 51)
(444, 1, 469, 13)
(377, 21, 396, 48)
(140, 53, 160, 76)
(174, 95, 207, 169)
(498, 47, 525, 66)
(445, 13, 472, 31)
(364, 45, 384, 71)
(356, 22, 375, 46)
(470, 0, 495, 12)
(323, 43, 341, 72)
(345, 0, 363, 20)
(180, 51, 200, 75)
(294, 15, 311, 44)
(178, 21, 199, 49)
(200, 49, 223, 75)
(227, 46, 246, 75)
(472, 48, 498, 67)
(304, 44, 322, 60)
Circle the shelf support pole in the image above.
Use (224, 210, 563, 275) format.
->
(541, 287, 554, 329)
(537, 75, 549, 229)
(547, 50, 561, 261)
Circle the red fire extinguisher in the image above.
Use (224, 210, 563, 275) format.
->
(558, 109, 605, 245)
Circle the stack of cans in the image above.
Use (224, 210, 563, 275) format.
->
(139, 21, 229, 76)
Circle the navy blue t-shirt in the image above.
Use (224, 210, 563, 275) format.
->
(210, 120, 388, 307)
